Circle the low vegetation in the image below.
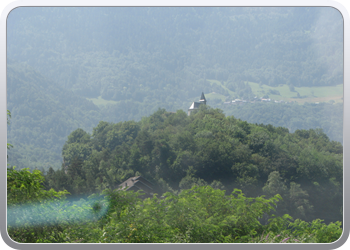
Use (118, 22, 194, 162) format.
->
(7, 168, 342, 243)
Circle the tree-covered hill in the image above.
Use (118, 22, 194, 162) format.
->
(45, 106, 343, 224)
(221, 101, 343, 144)
(7, 60, 343, 172)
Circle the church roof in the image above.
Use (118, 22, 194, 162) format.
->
(189, 101, 201, 110)
(188, 92, 206, 115)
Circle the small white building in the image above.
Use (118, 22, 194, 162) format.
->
(188, 92, 207, 116)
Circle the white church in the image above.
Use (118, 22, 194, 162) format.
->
(188, 92, 206, 116)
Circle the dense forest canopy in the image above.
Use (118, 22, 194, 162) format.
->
(7, 7, 343, 95)
(222, 102, 343, 143)
(7, 61, 103, 170)
(6, 7, 343, 170)
(43, 106, 343, 225)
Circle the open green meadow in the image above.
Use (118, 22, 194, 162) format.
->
(205, 79, 233, 101)
(205, 92, 228, 102)
(204, 79, 343, 104)
(87, 96, 119, 107)
(247, 82, 343, 104)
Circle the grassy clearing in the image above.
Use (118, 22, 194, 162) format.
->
(205, 92, 227, 101)
(207, 79, 236, 96)
(247, 82, 343, 104)
(207, 79, 343, 104)
(87, 96, 118, 107)
(204, 79, 234, 102)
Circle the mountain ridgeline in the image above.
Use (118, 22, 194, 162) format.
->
(44, 106, 343, 224)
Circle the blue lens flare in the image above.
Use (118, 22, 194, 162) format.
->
(7, 195, 110, 228)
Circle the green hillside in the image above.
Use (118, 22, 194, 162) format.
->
(44, 106, 343, 225)
(7, 61, 103, 170)
(7, 7, 343, 99)
(7, 61, 343, 171)
(247, 82, 343, 103)
(87, 96, 118, 107)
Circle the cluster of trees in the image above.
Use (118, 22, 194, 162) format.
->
(7, 167, 342, 243)
(222, 102, 343, 143)
(44, 106, 343, 225)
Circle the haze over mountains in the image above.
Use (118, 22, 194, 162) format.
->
(6, 7, 343, 170)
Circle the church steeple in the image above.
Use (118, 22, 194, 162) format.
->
(199, 92, 206, 105)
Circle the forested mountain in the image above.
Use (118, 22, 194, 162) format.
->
(8, 7, 343, 99)
(44, 106, 343, 225)
(7, 60, 103, 169)
(7, 7, 343, 170)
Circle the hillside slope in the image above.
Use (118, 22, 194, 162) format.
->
(7, 60, 103, 169)
(45, 106, 343, 224)
(7, 7, 343, 100)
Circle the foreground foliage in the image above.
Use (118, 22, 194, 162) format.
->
(7, 168, 342, 243)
